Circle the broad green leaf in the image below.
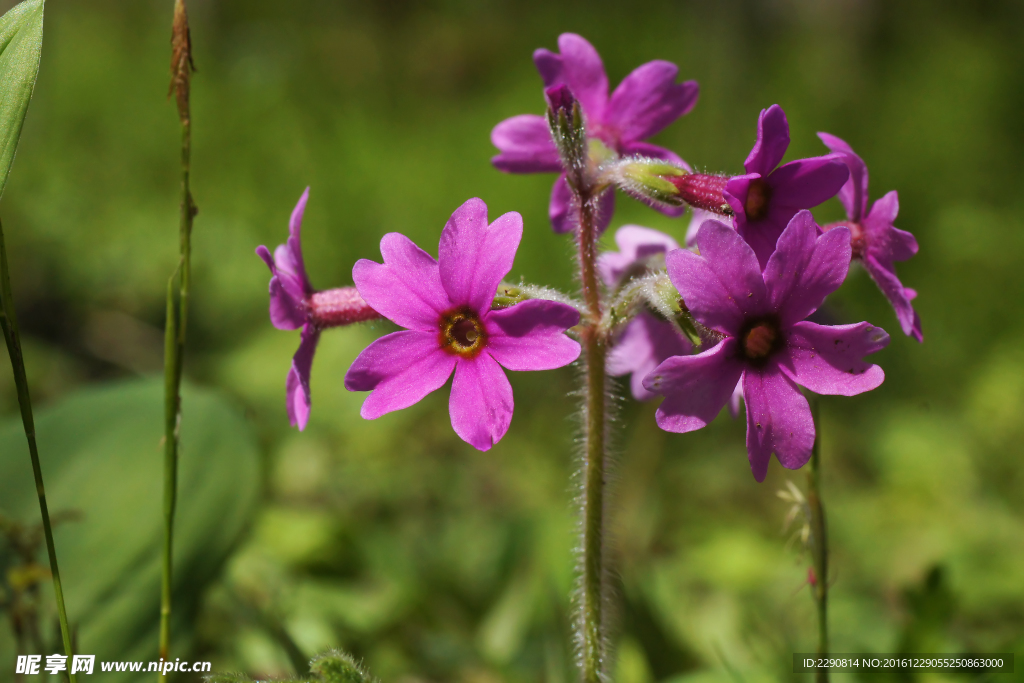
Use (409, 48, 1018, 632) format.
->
(0, 0, 43, 199)
(0, 378, 261, 680)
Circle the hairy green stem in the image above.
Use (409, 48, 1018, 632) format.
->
(806, 396, 828, 683)
(576, 192, 608, 683)
(0, 219, 77, 683)
(160, 0, 195, 662)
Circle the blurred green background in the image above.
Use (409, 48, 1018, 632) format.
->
(1, 0, 1022, 681)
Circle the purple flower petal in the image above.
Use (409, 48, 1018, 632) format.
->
(485, 300, 581, 371)
(556, 33, 608, 121)
(549, 173, 573, 234)
(439, 198, 523, 314)
(288, 189, 313, 290)
(818, 132, 868, 222)
(743, 366, 815, 482)
(888, 225, 919, 261)
(605, 60, 699, 142)
(723, 173, 756, 217)
(863, 254, 923, 341)
(728, 379, 743, 418)
(533, 47, 563, 86)
(256, 244, 275, 271)
(744, 105, 790, 177)
(345, 330, 457, 419)
(286, 324, 320, 431)
(449, 353, 514, 451)
(734, 211, 789, 271)
(491, 114, 562, 174)
(864, 191, 916, 260)
(268, 275, 306, 330)
(353, 233, 451, 333)
(778, 321, 888, 395)
(765, 211, 851, 327)
(608, 312, 691, 401)
(646, 338, 744, 431)
(598, 224, 680, 286)
(725, 173, 787, 268)
(686, 208, 727, 247)
(667, 220, 767, 336)
(769, 155, 850, 209)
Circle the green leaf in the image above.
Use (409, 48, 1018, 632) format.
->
(309, 649, 377, 683)
(0, 0, 44, 199)
(0, 378, 261, 680)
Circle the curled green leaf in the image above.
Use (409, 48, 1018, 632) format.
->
(0, 0, 44, 199)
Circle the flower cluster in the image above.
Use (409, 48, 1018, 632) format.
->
(256, 33, 920, 480)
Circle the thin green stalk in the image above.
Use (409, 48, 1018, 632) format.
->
(159, 0, 195, 665)
(576, 192, 608, 683)
(806, 396, 828, 683)
(0, 219, 77, 683)
(159, 269, 180, 662)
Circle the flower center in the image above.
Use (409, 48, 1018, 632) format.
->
(744, 178, 772, 221)
(848, 222, 867, 259)
(823, 220, 867, 260)
(740, 318, 781, 363)
(440, 309, 486, 358)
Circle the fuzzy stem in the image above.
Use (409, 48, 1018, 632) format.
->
(0, 219, 77, 683)
(160, 0, 195, 664)
(576, 191, 608, 683)
(806, 396, 829, 683)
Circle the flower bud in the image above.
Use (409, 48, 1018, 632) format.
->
(544, 83, 575, 118)
(544, 84, 587, 181)
(608, 158, 734, 216)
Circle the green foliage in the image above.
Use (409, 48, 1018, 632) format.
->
(0, 0, 43, 200)
(0, 379, 260, 680)
(201, 649, 376, 683)
(309, 649, 377, 683)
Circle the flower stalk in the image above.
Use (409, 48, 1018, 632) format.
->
(806, 396, 829, 682)
(577, 192, 609, 683)
(0, 219, 77, 683)
(160, 0, 195, 665)
(550, 84, 611, 683)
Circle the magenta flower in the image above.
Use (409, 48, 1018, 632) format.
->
(724, 105, 849, 269)
(599, 225, 691, 401)
(491, 33, 699, 234)
(257, 188, 379, 430)
(344, 198, 582, 451)
(818, 133, 922, 342)
(645, 211, 890, 481)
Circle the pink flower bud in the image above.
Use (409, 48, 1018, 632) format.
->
(544, 84, 576, 117)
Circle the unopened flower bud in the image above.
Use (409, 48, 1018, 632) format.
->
(544, 85, 586, 181)
(309, 287, 380, 329)
(544, 84, 575, 118)
(609, 158, 734, 216)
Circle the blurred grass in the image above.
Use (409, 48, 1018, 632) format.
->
(0, 0, 1022, 681)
